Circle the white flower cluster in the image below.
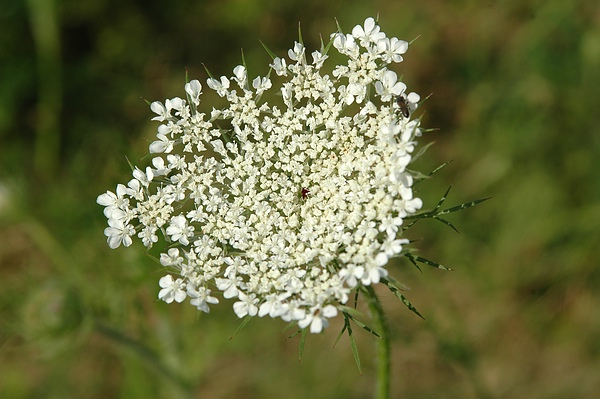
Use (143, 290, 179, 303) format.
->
(98, 17, 424, 334)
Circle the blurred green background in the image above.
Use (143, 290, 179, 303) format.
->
(1, 0, 599, 398)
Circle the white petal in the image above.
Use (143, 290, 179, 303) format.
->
(96, 191, 116, 206)
(322, 305, 338, 318)
(310, 317, 324, 334)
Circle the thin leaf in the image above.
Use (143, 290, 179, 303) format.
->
(433, 216, 460, 233)
(297, 22, 304, 45)
(183, 69, 194, 114)
(144, 252, 162, 266)
(396, 293, 424, 320)
(202, 63, 215, 80)
(409, 34, 421, 46)
(287, 328, 302, 338)
(334, 17, 343, 34)
(333, 314, 350, 348)
(406, 191, 489, 226)
(230, 315, 253, 339)
(420, 126, 440, 133)
(320, 32, 335, 56)
(259, 39, 278, 60)
(382, 279, 425, 319)
(125, 156, 135, 172)
(240, 48, 249, 87)
(433, 185, 452, 213)
(337, 305, 363, 318)
(347, 314, 380, 338)
(405, 253, 452, 271)
(410, 141, 435, 163)
(412, 157, 448, 183)
(298, 328, 307, 362)
(384, 275, 412, 291)
(408, 169, 433, 182)
(402, 219, 419, 231)
(405, 186, 452, 220)
(419, 92, 433, 107)
(404, 252, 422, 272)
(347, 321, 363, 374)
(428, 160, 452, 177)
(436, 197, 492, 216)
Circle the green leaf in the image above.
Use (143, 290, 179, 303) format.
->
(298, 328, 307, 362)
(287, 328, 302, 338)
(259, 39, 278, 60)
(405, 253, 452, 271)
(334, 17, 343, 34)
(384, 275, 411, 291)
(230, 315, 253, 339)
(319, 33, 325, 53)
(411, 141, 435, 162)
(144, 252, 162, 266)
(347, 314, 380, 338)
(405, 187, 489, 228)
(381, 279, 425, 319)
(402, 219, 419, 231)
(337, 305, 362, 318)
(404, 252, 422, 272)
(435, 197, 492, 216)
(297, 22, 304, 45)
(433, 185, 452, 213)
(240, 48, 248, 85)
(426, 160, 452, 178)
(333, 315, 349, 348)
(409, 34, 421, 46)
(347, 319, 363, 374)
(202, 63, 215, 80)
(398, 293, 424, 319)
(320, 32, 335, 56)
(408, 169, 434, 181)
(433, 216, 459, 233)
(125, 156, 135, 172)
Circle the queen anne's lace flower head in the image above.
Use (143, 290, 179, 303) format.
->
(98, 17, 424, 333)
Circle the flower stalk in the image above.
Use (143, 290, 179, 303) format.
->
(365, 286, 391, 399)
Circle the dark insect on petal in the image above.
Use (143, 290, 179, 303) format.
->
(301, 187, 310, 199)
(396, 95, 410, 119)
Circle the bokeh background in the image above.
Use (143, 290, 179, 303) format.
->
(2, 0, 600, 398)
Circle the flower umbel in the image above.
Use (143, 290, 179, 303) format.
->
(98, 17, 424, 334)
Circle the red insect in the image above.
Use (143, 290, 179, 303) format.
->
(301, 187, 310, 199)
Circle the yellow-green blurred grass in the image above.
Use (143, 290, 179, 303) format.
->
(1, 0, 600, 398)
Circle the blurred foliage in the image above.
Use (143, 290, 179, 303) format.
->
(1, 0, 600, 398)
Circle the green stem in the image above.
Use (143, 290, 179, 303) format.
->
(365, 286, 390, 399)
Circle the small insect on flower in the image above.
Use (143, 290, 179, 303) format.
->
(396, 94, 410, 119)
(301, 187, 311, 199)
